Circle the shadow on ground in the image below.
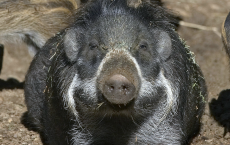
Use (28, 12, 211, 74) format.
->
(210, 89, 230, 136)
(0, 78, 24, 90)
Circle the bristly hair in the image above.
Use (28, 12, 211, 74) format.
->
(70, 0, 179, 31)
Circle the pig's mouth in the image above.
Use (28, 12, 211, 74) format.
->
(104, 96, 135, 111)
(96, 92, 136, 115)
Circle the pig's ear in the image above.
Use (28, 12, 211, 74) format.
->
(156, 31, 172, 61)
(64, 28, 82, 62)
(222, 12, 230, 56)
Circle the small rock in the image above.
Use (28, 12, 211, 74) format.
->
(8, 118, 12, 123)
(14, 133, 17, 138)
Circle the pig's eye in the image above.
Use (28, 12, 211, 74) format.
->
(136, 40, 151, 60)
(139, 44, 147, 50)
(89, 39, 99, 50)
(138, 41, 148, 51)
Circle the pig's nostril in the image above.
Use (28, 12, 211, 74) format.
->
(103, 74, 136, 105)
(122, 85, 127, 90)
(120, 85, 128, 93)
(108, 85, 114, 91)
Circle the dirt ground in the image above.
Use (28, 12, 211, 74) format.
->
(1, 0, 230, 144)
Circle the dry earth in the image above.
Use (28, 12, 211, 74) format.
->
(1, 0, 230, 144)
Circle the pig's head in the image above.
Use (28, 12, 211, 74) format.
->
(51, 0, 180, 120)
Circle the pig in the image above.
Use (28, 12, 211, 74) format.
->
(0, 0, 82, 56)
(209, 12, 230, 136)
(222, 12, 230, 58)
(0, 0, 80, 56)
(0, 0, 82, 78)
(22, 0, 207, 144)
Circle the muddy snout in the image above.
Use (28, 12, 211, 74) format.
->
(103, 74, 136, 105)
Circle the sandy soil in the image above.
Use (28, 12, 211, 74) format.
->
(1, 0, 230, 144)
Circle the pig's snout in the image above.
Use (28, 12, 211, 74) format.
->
(103, 74, 136, 105)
